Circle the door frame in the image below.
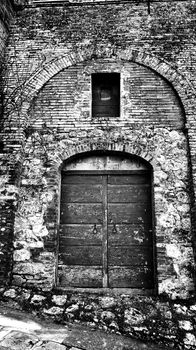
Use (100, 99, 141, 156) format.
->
(57, 168, 157, 295)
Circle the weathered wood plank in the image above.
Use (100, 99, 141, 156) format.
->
(60, 203, 103, 224)
(60, 236, 102, 246)
(61, 184, 102, 203)
(102, 175, 108, 288)
(108, 246, 153, 266)
(108, 174, 150, 185)
(108, 224, 152, 245)
(58, 266, 102, 287)
(59, 246, 102, 265)
(108, 184, 151, 203)
(108, 203, 151, 223)
(108, 266, 154, 288)
(59, 224, 102, 245)
(62, 174, 103, 184)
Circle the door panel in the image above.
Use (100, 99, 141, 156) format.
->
(108, 223, 152, 245)
(59, 266, 102, 287)
(108, 246, 152, 266)
(60, 203, 103, 224)
(59, 174, 103, 287)
(108, 266, 154, 288)
(108, 203, 150, 223)
(59, 246, 102, 265)
(107, 174, 153, 288)
(108, 174, 150, 185)
(61, 184, 103, 203)
(62, 174, 103, 184)
(108, 185, 150, 203)
(59, 224, 102, 245)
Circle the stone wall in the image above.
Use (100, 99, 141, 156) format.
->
(1, 286, 196, 349)
(12, 126, 195, 299)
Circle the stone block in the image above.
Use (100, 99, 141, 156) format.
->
(99, 297, 116, 309)
(43, 307, 64, 316)
(52, 295, 67, 306)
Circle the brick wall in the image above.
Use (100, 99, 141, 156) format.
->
(0, 0, 12, 114)
(0, 0, 196, 298)
(30, 60, 185, 130)
(0, 0, 13, 57)
(0, 0, 14, 283)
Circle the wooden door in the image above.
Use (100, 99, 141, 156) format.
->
(107, 174, 154, 288)
(58, 171, 154, 289)
(58, 174, 103, 287)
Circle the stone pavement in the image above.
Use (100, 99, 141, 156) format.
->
(0, 306, 170, 350)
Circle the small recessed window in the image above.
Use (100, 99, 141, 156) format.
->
(92, 73, 120, 118)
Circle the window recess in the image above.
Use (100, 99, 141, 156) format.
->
(92, 73, 120, 118)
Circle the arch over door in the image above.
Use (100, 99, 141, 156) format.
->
(58, 153, 155, 291)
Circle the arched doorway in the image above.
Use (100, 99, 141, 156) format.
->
(58, 152, 155, 291)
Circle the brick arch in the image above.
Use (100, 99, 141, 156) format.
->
(49, 140, 155, 171)
(20, 47, 194, 118)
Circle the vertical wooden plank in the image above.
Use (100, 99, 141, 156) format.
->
(102, 175, 108, 287)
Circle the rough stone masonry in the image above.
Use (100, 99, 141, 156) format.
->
(0, 0, 196, 349)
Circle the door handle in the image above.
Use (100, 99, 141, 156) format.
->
(112, 223, 117, 234)
(93, 224, 98, 234)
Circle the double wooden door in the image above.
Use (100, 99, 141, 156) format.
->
(58, 171, 154, 289)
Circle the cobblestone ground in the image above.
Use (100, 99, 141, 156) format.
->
(0, 306, 169, 350)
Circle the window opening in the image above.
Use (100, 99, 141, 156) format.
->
(92, 73, 120, 118)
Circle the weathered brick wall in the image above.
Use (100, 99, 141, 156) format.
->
(0, 0, 14, 283)
(0, 1, 195, 348)
(30, 60, 185, 129)
(1, 0, 196, 298)
(0, 0, 12, 117)
(0, 1, 12, 52)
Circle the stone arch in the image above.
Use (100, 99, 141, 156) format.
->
(19, 46, 194, 121)
(48, 140, 155, 171)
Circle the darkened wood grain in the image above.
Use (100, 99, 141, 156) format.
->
(108, 266, 154, 288)
(108, 223, 152, 245)
(61, 174, 103, 184)
(102, 175, 108, 287)
(59, 245, 102, 265)
(61, 184, 102, 203)
(108, 174, 150, 185)
(108, 184, 150, 203)
(59, 224, 102, 245)
(60, 203, 102, 224)
(108, 246, 153, 266)
(58, 266, 102, 287)
(108, 203, 151, 223)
